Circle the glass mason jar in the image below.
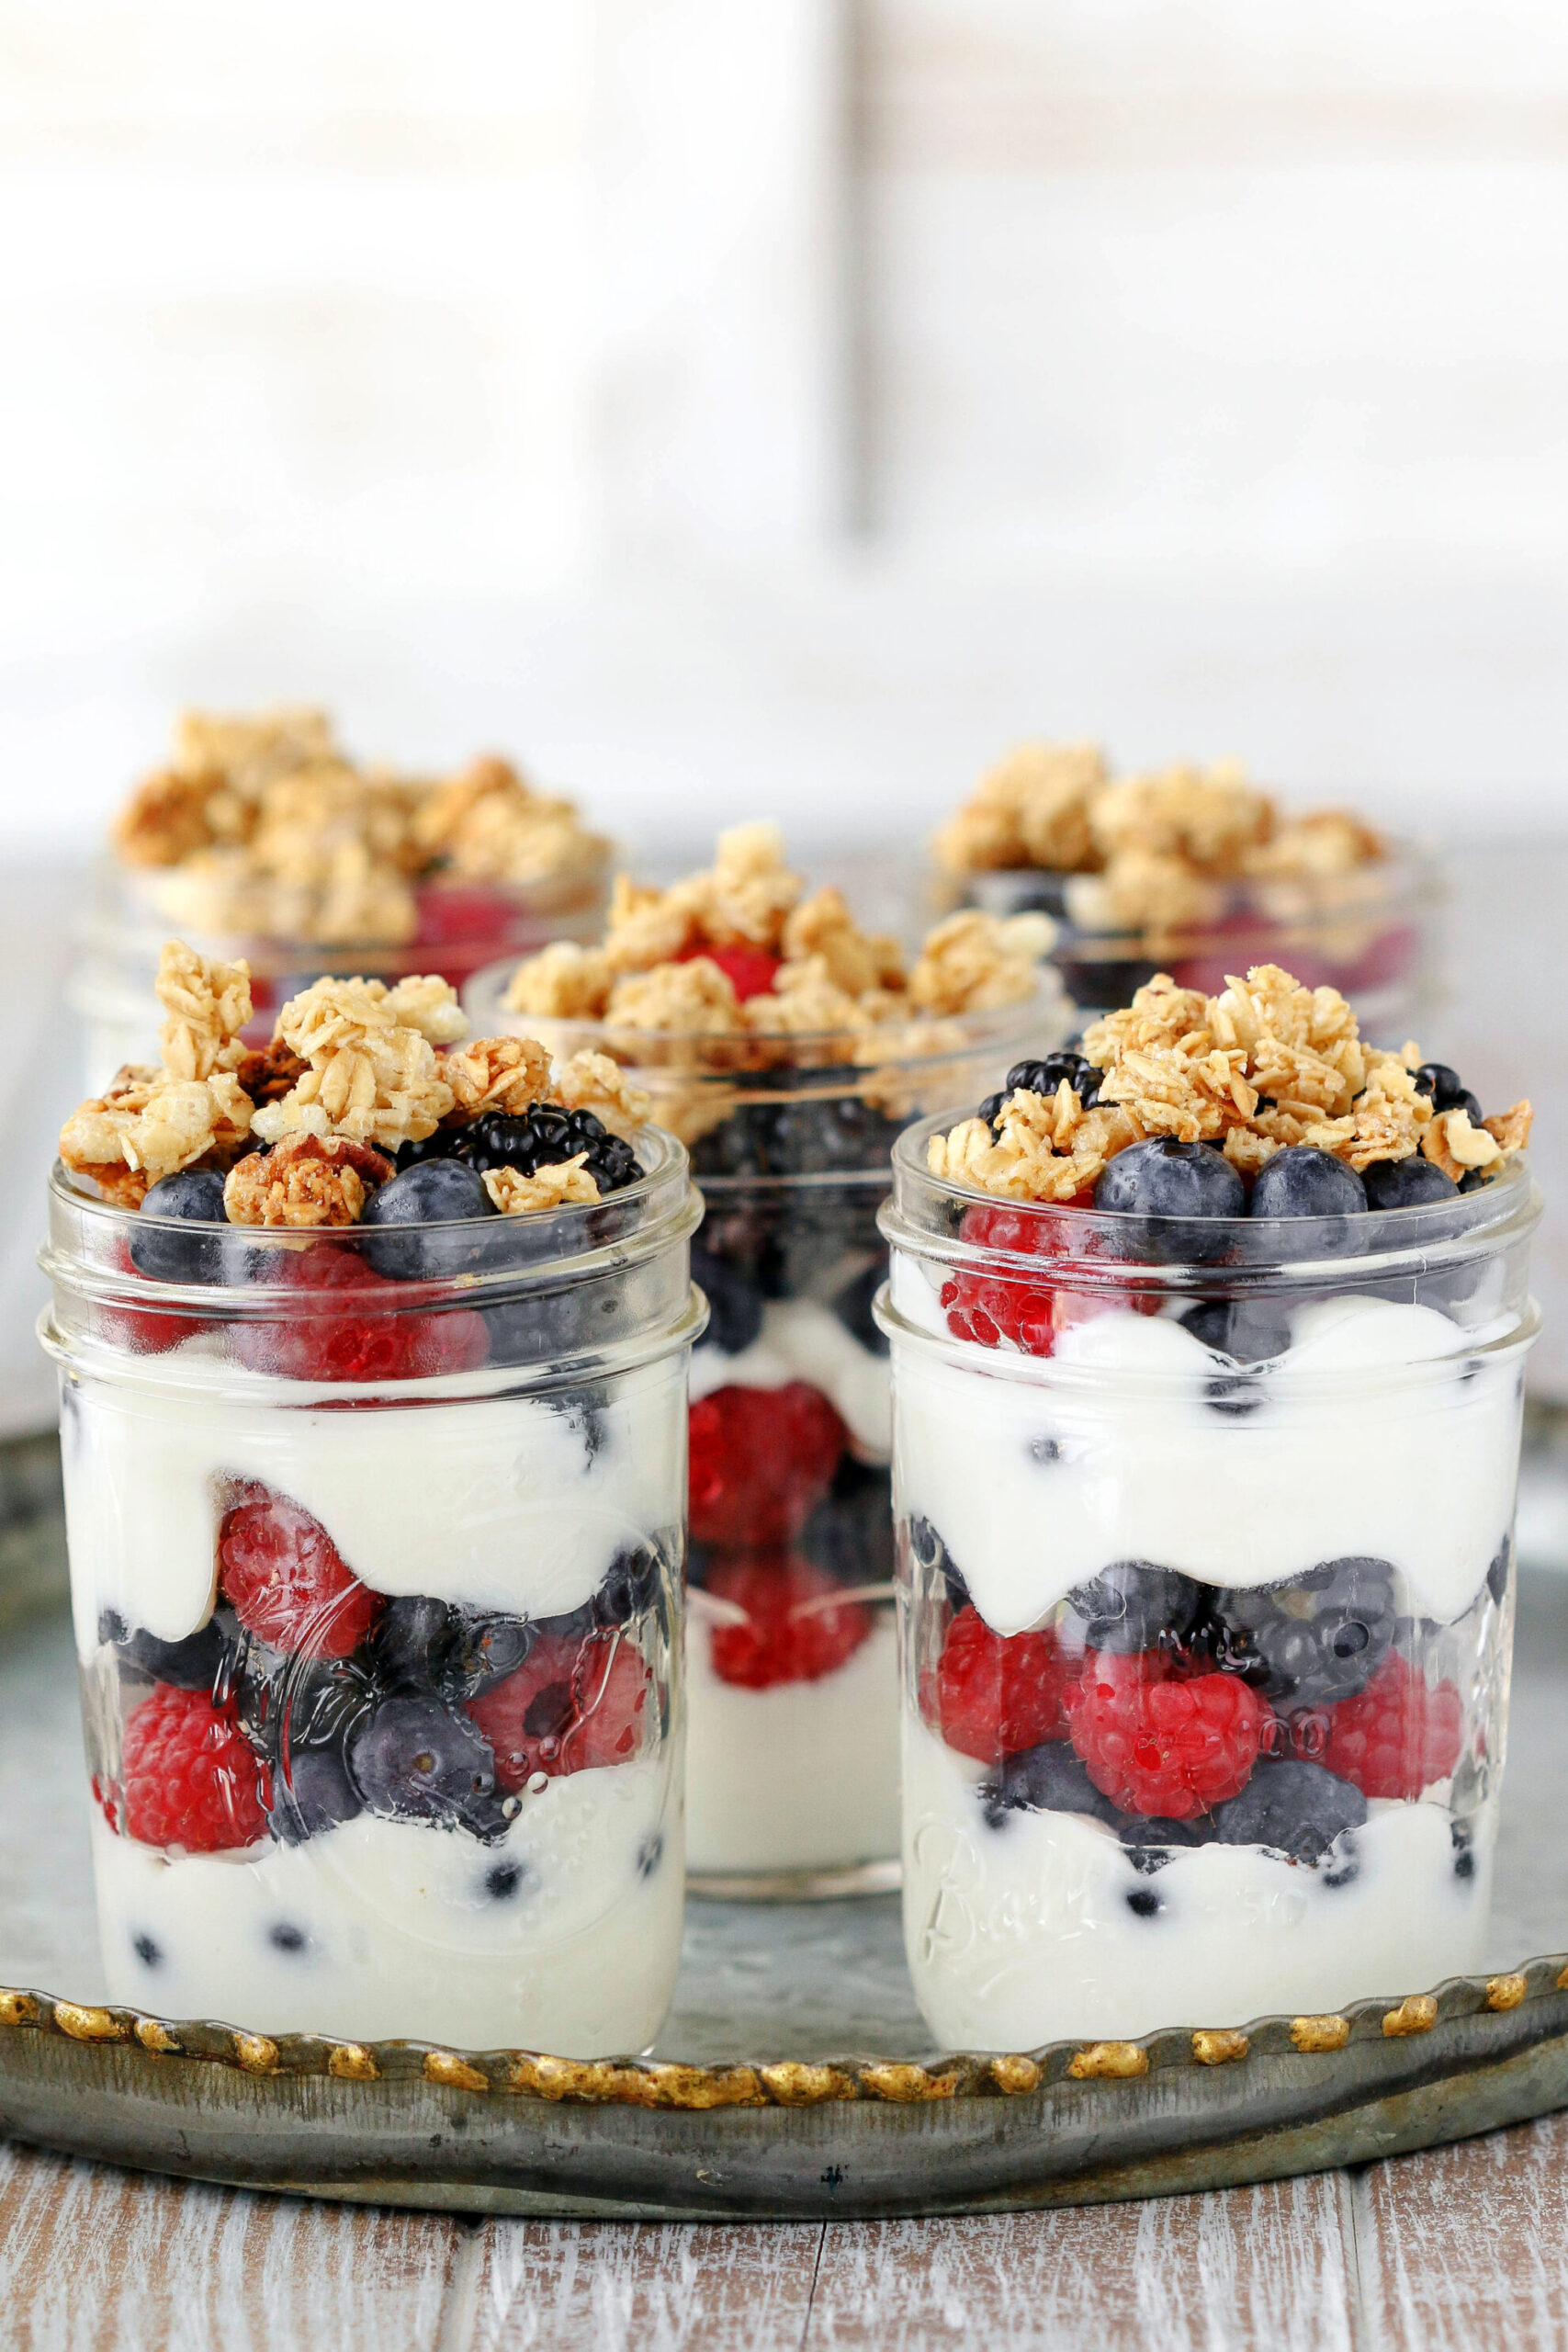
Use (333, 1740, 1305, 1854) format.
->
(39, 1128, 701, 2057)
(69, 849, 615, 1094)
(950, 839, 1442, 1032)
(464, 962, 1072, 1894)
(879, 1131, 1540, 2050)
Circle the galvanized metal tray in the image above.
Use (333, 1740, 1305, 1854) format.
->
(6, 1462, 1568, 2219)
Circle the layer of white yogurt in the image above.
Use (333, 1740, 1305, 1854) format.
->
(690, 1297, 890, 1462)
(684, 1607, 899, 1874)
(890, 1293, 1523, 1630)
(93, 1756, 681, 2055)
(902, 1717, 1491, 2051)
(62, 1353, 687, 1657)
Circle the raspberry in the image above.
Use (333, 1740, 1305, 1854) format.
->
(675, 940, 782, 1001)
(1320, 1653, 1463, 1801)
(231, 1246, 490, 1383)
(687, 1382, 847, 1547)
(932, 1604, 1076, 1762)
(219, 1481, 381, 1657)
(468, 1628, 651, 1789)
(940, 1199, 1086, 1356)
(119, 1683, 272, 1850)
(1066, 1649, 1271, 1818)
(705, 1553, 872, 1690)
(412, 881, 521, 956)
(102, 1238, 207, 1356)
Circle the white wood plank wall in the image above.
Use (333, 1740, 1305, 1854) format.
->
(0, 0, 1564, 846)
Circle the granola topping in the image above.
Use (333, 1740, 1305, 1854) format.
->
(936, 741, 1389, 935)
(502, 829, 1055, 1055)
(110, 707, 608, 945)
(929, 964, 1533, 1204)
(60, 939, 651, 1229)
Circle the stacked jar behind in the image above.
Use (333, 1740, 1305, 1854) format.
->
(72, 853, 613, 1094)
(880, 1133, 1540, 2047)
(41, 1128, 701, 2056)
(465, 964, 1069, 1894)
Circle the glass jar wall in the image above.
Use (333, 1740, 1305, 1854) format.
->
(40, 1130, 701, 2056)
(879, 1133, 1540, 2049)
(464, 961, 1071, 1894)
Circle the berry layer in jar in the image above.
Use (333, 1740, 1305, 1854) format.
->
(466, 825, 1071, 1884)
(881, 963, 1539, 2046)
(46, 943, 700, 2053)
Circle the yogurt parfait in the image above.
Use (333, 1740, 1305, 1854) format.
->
(44, 942, 700, 2054)
(73, 706, 613, 1089)
(467, 825, 1070, 1891)
(879, 964, 1538, 2048)
(933, 743, 1437, 1028)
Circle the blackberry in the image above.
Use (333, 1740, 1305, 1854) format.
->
(459, 1107, 643, 1195)
(982, 1740, 1120, 1829)
(1415, 1064, 1483, 1123)
(1062, 1560, 1202, 1657)
(1212, 1758, 1366, 1868)
(393, 1131, 456, 1172)
(1212, 1557, 1396, 1708)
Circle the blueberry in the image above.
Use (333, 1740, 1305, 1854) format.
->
(349, 1693, 497, 1829)
(1180, 1301, 1292, 1419)
(801, 1459, 895, 1587)
(393, 1131, 457, 1171)
(130, 1170, 231, 1283)
(271, 1743, 363, 1844)
(1249, 1147, 1368, 1225)
(484, 1859, 526, 1902)
(441, 1609, 536, 1700)
(1212, 1758, 1366, 1867)
(1415, 1064, 1483, 1122)
(483, 1277, 634, 1369)
(1486, 1538, 1511, 1606)
(593, 1544, 663, 1627)
(1120, 1815, 1207, 1873)
(99, 1609, 234, 1691)
(1213, 1558, 1397, 1709)
(830, 1261, 890, 1359)
(1458, 1169, 1491, 1194)
(360, 1159, 496, 1280)
(132, 1932, 163, 1968)
(637, 1832, 664, 1880)
(372, 1595, 456, 1687)
(908, 1515, 967, 1611)
(1360, 1156, 1458, 1209)
(268, 1922, 309, 1953)
(981, 1741, 1120, 1828)
(690, 1239, 764, 1355)
(977, 1092, 1008, 1130)
(1451, 1818, 1476, 1882)
(1125, 1884, 1164, 1918)
(1092, 1138, 1245, 1263)
(1062, 1561, 1202, 1657)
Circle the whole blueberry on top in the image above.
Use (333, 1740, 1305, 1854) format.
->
(1092, 1136, 1245, 1261)
(1415, 1063, 1483, 1123)
(1362, 1157, 1459, 1209)
(360, 1159, 496, 1281)
(1249, 1146, 1368, 1223)
(130, 1170, 231, 1283)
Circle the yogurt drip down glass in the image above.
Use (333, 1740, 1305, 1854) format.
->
(465, 960, 1070, 1894)
(878, 1132, 1540, 2049)
(41, 1127, 702, 2056)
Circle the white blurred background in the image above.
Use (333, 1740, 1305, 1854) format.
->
(0, 0, 1564, 852)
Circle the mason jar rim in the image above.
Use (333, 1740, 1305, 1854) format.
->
(957, 828, 1440, 924)
(882, 1110, 1542, 1296)
(41, 1121, 700, 1323)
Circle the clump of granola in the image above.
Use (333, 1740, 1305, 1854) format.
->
(502, 827, 1055, 1052)
(934, 741, 1388, 935)
(110, 707, 608, 946)
(60, 939, 650, 1230)
(928, 964, 1533, 1204)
